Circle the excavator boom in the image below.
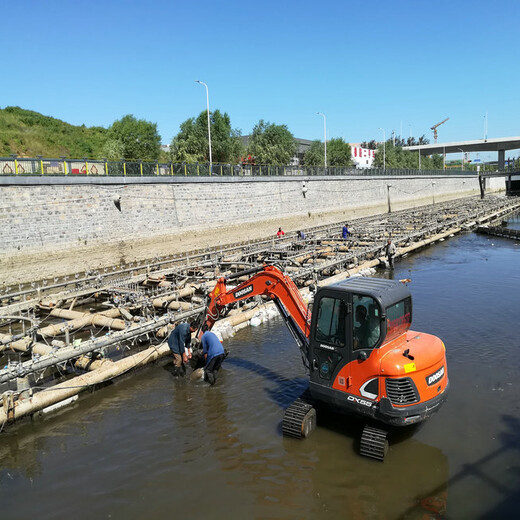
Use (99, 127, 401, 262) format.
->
(201, 265, 312, 367)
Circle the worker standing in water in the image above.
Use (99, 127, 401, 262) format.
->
(168, 321, 197, 376)
(385, 238, 397, 269)
(201, 327, 226, 386)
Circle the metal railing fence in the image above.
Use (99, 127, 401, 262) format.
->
(0, 156, 494, 178)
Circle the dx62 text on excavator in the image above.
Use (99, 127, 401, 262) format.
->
(200, 265, 449, 461)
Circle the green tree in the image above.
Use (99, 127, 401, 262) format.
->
(170, 117, 206, 163)
(373, 139, 443, 169)
(303, 140, 324, 166)
(360, 140, 377, 150)
(304, 138, 352, 167)
(247, 120, 296, 165)
(327, 137, 352, 166)
(171, 110, 243, 163)
(102, 139, 124, 161)
(104, 114, 161, 160)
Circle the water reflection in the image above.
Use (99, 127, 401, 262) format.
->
(225, 356, 307, 408)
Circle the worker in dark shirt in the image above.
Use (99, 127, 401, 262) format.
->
(353, 306, 369, 350)
(201, 329, 226, 386)
(168, 321, 197, 376)
(385, 239, 397, 269)
(342, 223, 351, 239)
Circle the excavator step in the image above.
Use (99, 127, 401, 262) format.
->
(359, 425, 389, 461)
(282, 397, 316, 439)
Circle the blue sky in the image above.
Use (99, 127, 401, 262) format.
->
(2, 0, 519, 159)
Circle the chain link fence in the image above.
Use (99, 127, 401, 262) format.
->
(0, 156, 487, 178)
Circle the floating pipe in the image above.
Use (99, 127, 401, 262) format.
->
(152, 286, 198, 308)
(0, 333, 54, 355)
(38, 308, 124, 337)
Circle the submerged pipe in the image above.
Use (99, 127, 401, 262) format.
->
(0, 307, 205, 385)
(0, 343, 171, 428)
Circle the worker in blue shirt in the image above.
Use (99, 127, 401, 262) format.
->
(201, 329, 226, 386)
(342, 223, 351, 239)
(168, 321, 197, 376)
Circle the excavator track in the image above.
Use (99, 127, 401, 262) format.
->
(359, 425, 389, 461)
(282, 396, 316, 439)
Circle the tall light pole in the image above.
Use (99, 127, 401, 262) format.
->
(378, 128, 385, 170)
(195, 80, 212, 173)
(317, 112, 327, 168)
(458, 148, 464, 171)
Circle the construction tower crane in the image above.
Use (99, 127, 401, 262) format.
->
(431, 117, 449, 143)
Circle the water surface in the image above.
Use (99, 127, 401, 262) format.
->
(1, 219, 519, 519)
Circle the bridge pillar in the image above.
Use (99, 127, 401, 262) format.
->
(498, 149, 505, 170)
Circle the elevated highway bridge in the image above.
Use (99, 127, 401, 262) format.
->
(404, 136, 520, 171)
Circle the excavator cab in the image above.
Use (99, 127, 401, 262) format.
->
(309, 277, 411, 385)
(303, 277, 448, 459)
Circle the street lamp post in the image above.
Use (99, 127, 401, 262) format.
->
(378, 128, 385, 170)
(457, 148, 464, 171)
(195, 80, 212, 174)
(317, 112, 327, 169)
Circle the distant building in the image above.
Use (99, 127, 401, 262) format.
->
(160, 144, 170, 153)
(350, 144, 375, 168)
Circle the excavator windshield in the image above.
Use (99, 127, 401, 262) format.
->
(353, 295, 382, 350)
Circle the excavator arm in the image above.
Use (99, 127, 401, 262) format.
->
(201, 265, 312, 369)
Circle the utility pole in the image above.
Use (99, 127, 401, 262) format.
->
(195, 80, 212, 174)
(317, 112, 327, 168)
(378, 128, 386, 170)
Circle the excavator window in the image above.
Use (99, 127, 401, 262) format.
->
(353, 295, 381, 350)
(314, 297, 347, 347)
(386, 297, 412, 342)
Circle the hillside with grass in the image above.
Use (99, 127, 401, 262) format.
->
(0, 106, 109, 159)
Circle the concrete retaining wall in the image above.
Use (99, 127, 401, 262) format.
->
(0, 174, 505, 285)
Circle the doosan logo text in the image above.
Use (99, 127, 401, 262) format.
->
(426, 366, 445, 386)
(234, 285, 253, 298)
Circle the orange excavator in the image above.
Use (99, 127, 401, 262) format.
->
(201, 265, 449, 460)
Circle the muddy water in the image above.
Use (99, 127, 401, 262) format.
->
(1, 220, 520, 519)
